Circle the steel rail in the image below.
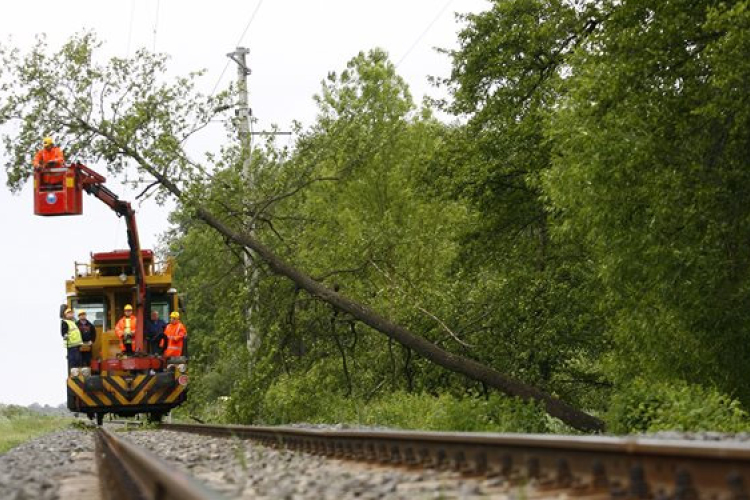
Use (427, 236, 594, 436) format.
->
(95, 428, 227, 500)
(161, 422, 750, 498)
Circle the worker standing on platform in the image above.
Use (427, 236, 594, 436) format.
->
(76, 311, 97, 368)
(115, 305, 136, 355)
(61, 308, 83, 371)
(33, 136, 64, 169)
(163, 312, 187, 358)
(146, 310, 167, 355)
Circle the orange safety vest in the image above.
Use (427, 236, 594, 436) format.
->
(163, 321, 187, 358)
(114, 316, 137, 351)
(33, 147, 65, 168)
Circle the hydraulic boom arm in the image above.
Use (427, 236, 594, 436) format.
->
(75, 163, 147, 352)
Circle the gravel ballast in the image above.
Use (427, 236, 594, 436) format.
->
(0, 429, 97, 500)
(125, 429, 495, 499)
(4, 425, 749, 499)
(639, 431, 750, 442)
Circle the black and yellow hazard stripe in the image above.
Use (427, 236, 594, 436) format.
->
(104, 376, 131, 403)
(131, 374, 152, 395)
(102, 378, 129, 405)
(67, 373, 187, 409)
(132, 377, 159, 405)
(67, 376, 113, 407)
(165, 384, 187, 404)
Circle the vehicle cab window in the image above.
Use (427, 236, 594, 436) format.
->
(72, 298, 107, 330)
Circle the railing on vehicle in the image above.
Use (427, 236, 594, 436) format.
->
(75, 261, 93, 278)
(74, 258, 172, 278)
(152, 259, 173, 276)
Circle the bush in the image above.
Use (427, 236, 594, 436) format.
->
(255, 371, 357, 425)
(248, 371, 550, 433)
(0, 405, 33, 420)
(358, 392, 549, 433)
(607, 378, 749, 433)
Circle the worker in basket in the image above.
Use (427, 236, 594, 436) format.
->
(33, 136, 66, 189)
(163, 311, 187, 358)
(115, 304, 136, 355)
(33, 136, 65, 169)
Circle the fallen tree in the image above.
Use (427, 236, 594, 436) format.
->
(0, 34, 605, 432)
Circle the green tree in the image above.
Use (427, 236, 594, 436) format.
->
(432, 0, 609, 406)
(546, 0, 750, 398)
(0, 35, 603, 431)
(438, 0, 750, 415)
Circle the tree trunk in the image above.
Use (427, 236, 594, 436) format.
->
(195, 207, 605, 433)
(80, 134, 605, 432)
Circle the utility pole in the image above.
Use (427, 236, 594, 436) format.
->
(229, 47, 251, 154)
(227, 46, 259, 355)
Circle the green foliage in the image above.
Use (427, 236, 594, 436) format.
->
(255, 369, 353, 425)
(168, 46, 609, 428)
(0, 32, 231, 198)
(0, 407, 71, 454)
(254, 371, 548, 433)
(545, 0, 750, 397)
(418, 0, 610, 409)
(0, 405, 33, 420)
(607, 379, 750, 434)
(362, 392, 549, 433)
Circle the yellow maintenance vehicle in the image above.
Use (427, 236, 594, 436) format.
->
(35, 162, 188, 425)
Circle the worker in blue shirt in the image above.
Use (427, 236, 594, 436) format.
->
(145, 310, 167, 355)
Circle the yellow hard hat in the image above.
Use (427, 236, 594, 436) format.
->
(78, 310, 86, 317)
(42, 137, 53, 147)
(124, 304, 133, 311)
(169, 311, 180, 319)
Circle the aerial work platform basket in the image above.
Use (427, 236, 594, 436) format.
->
(34, 166, 82, 216)
(33, 163, 106, 216)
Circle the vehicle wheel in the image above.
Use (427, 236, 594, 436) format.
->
(147, 412, 163, 424)
(96, 413, 104, 426)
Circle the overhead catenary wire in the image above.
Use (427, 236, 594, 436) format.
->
(126, 0, 136, 58)
(153, 0, 161, 52)
(209, 0, 265, 97)
(234, 0, 265, 51)
(396, 0, 456, 67)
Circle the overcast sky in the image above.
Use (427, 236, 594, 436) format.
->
(0, 0, 489, 405)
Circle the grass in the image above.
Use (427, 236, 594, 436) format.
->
(0, 407, 72, 454)
(231, 376, 557, 433)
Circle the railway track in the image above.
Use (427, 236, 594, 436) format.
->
(95, 427, 226, 500)
(21, 423, 748, 498)
(158, 422, 750, 499)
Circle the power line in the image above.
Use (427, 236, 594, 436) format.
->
(126, 0, 136, 57)
(153, 0, 161, 52)
(234, 0, 265, 49)
(209, 0, 265, 97)
(397, 0, 456, 67)
(210, 63, 232, 98)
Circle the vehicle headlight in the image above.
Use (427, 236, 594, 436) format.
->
(81, 367, 91, 377)
(70, 368, 80, 377)
(177, 364, 187, 373)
